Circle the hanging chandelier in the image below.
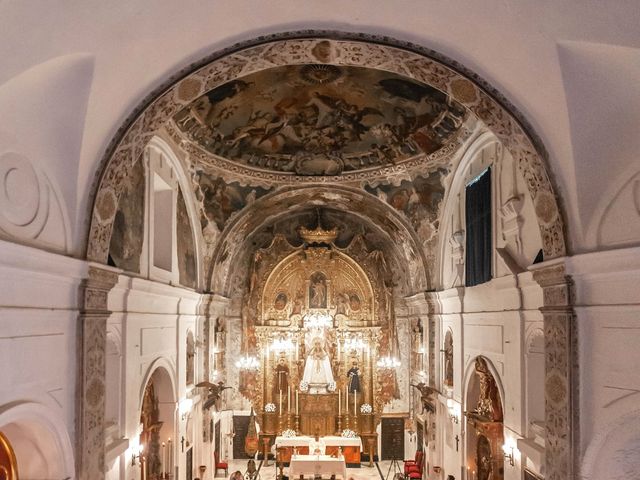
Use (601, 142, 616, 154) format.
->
(378, 307, 401, 369)
(303, 312, 333, 329)
(271, 336, 295, 352)
(235, 354, 260, 370)
(345, 336, 368, 351)
(376, 355, 401, 369)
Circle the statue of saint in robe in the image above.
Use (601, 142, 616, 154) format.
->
(301, 337, 334, 394)
(347, 361, 361, 393)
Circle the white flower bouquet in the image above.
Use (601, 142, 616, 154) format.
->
(299, 381, 309, 392)
(282, 429, 297, 438)
(360, 403, 372, 414)
(264, 403, 276, 413)
(341, 429, 357, 438)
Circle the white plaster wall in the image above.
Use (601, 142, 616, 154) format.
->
(570, 246, 640, 480)
(107, 273, 209, 480)
(0, 239, 86, 478)
(425, 270, 543, 480)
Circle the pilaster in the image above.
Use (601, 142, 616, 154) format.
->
(76, 264, 119, 480)
(531, 259, 577, 480)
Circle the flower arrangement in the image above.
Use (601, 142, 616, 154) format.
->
(360, 403, 372, 414)
(341, 429, 357, 438)
(299, 381, 309, 392)
(264, 403, 276, 413)
(282, 429, 297, 438)
(327, 381, 337, 392)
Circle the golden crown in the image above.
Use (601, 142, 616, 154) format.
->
(298, 225, 338, 244)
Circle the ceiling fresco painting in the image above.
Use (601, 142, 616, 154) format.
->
(173, 65, 467, 175)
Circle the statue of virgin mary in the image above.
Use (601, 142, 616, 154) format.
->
(301, 336, 335, 394)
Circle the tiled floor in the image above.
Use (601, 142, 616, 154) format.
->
(217, 459, 404, 480)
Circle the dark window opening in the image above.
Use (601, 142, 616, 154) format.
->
(465, 167, 492, 286)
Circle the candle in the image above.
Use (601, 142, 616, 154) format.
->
(345, 384, 348, 411)
(296, 390, 299, 415)
(162, 442, 165, 475)
(338, 389, 341, 415)
(288, 385, 291, 412)
(279, 390, 283, 414)
(353, 390, 357, 417)
(168, 439, 172, 474)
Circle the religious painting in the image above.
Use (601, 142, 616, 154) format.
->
(365, 170, 446, 244)
(174, 65, 466, 174)
(192, 171, 272, 232)
(309, 272, 327, 308)
(349, 293, 361, 312)
(274, 292, 288, 311)
(477, 435, 494, 480)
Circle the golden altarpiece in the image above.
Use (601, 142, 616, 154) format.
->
(237, 224, 399, 464)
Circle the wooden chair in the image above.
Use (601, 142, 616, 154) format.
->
(214, 451, 228, 477)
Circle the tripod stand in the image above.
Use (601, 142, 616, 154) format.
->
(385, 456, 402, 480)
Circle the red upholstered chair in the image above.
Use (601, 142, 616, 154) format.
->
(214, 451, 228, 476)
(404, 450, 424, 474)
(406, 454, 424, 480)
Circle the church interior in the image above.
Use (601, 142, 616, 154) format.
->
(0, 3, 639, 480)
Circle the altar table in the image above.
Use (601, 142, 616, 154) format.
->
(289, 454, 347, 480)
(275, 436, 362, 466)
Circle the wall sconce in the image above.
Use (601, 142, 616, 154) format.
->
(446, 398, 460, 424)
(179, 398, 193, 420)
(502, 443, 515, 466)
(131, 443, 144, 466)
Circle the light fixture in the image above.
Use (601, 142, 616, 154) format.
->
(304, 312, 333, 329)
(235, 354, 260, 371)
(447, 398, 460, 424)
(179, 398, 193, 420)
(271, 336, 294, 352)
(344, 336, 368, 351)
(502, 443, 515, 466)
(131, 443, 144, 466)
(378, 313, 401, 369)
(376, 355, 401, 369)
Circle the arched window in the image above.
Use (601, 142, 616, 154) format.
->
(465, 167, 492, 286)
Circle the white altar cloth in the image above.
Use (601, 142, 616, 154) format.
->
(289, 454, 347, 479)
(275, 435, 362, 449)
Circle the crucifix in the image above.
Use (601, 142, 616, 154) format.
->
(455, 434, 460, 452)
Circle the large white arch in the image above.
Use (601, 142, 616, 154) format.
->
(0, 401, 74, 479)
